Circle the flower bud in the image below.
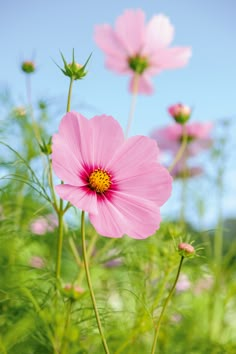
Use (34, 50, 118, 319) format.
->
(57, 49, 92, 80)
(168, 103, 191, 124)
(62, 283, 84, 301)
(12, 106, 27, 118)
(39, 137, 52, 155)
(178, 242, 195, 258)
(21, 60, 36, 74)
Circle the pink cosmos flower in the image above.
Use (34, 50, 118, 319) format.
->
(94, 9, 191, 94)
(171, 162, 204, 179)
(30, 214, 58, 235)
(30, 256, 45, 269)
(176, 273, 191, 292)
(52, 112, 172, 239)
(151, 122, 213, 157)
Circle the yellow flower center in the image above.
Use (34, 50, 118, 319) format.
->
(88, 168, 111, 193)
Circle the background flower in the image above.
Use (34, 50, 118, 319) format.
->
(94, 9, 191, 94)
(151, 121, 213, 157)
(52, 112, 172, 238)
(30, 214, 58, 235)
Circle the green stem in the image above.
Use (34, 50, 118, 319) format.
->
(151, 256, 184, 354)
(48, 158, 59, 212)
(55, 201, 64, 281)
(180, 161, 188, 229)
(55, 77, 74, 280)
(125, 73, 139, 138)
(168, 125, 188, 173)
(66, 78, 74, 112)
(81, 211, 110, 354)
(61, 300, 73, 354)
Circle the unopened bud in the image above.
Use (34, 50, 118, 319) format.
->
(62, 283, 84, 300)
(168, 103, 191, 124)
(178, 242, 195, 258)
(39, 137, 52, 155)
(21, 60, 36, 74)
(12, 106, 27, 118)
(57, 49, 92, 80)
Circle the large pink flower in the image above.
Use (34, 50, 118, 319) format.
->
(94, 9, 191, 94)
(52, 112, 172, 239)
(151, 122, 213, 157)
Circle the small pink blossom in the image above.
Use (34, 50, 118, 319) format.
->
(176, 274, 191, 292)
(30, 214, 58, 235)
(52, 112, 172, 238)
(30, 256, 45, 269)
(94, 9, 191, 94)
(151, 121, 213, 157)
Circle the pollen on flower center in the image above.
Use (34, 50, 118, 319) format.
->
(88, 168, 111, 193)
(128, 55, 149, 74)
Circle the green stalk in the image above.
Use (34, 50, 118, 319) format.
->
(66, 78, 74, 112)
(81, 211, 110, 354)
(55, 77, 74, 281)
(61, 300, 73, 354)
(168, 124, 188, 173)
(55, 199, 64, 281)
(151, 256, 184, 354)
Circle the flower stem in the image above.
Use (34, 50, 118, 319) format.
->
(151, 256, 184, 354)
(80, 211, 110, 354)
(125, 73, 139, 138)
(55, 199, 64, 281)
(168, 124, 188, 173)
(55, 78, 74, 280)
(66, 78, 74, 112)
(61, 300, 73, 354)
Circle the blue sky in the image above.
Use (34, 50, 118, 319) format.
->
(1, 0, 235, 224)
(1, 0, 235, 133)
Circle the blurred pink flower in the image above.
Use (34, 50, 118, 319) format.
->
(194, 275, 213, 295)
(176, 273, 191, 292)
(30, 256, 45, 268)
(171, 162, 204, 179)
(30, 214, 58, 235)
(52, 112, 172, 239)
(151, 122, 213, 157)
(94, 9, 191, 94)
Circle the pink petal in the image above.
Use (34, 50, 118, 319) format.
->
(55, 184, 98, 215)
(186, 122, 213, 139)
(57, 111, 94, 166)
(94, 24, 127, 57)
(129, 74, 154, 94)
(117, 163, 172, 206)
(88, 115, 125, 168)
(105, 55, 130, 73)
(52, 133, 84, 185)
(89, 193, 161, 239)
(89, 197, 124, 238)
(115, 9, 146, 56)
(107, 136, 160, 177)
(153, 47, 192, 70)
(143, 14, 174, 54)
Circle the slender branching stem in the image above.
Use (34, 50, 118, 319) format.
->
(81, 211, 110, 354)
(55, 77, 74, 280)
(151, 256, 184, 354)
